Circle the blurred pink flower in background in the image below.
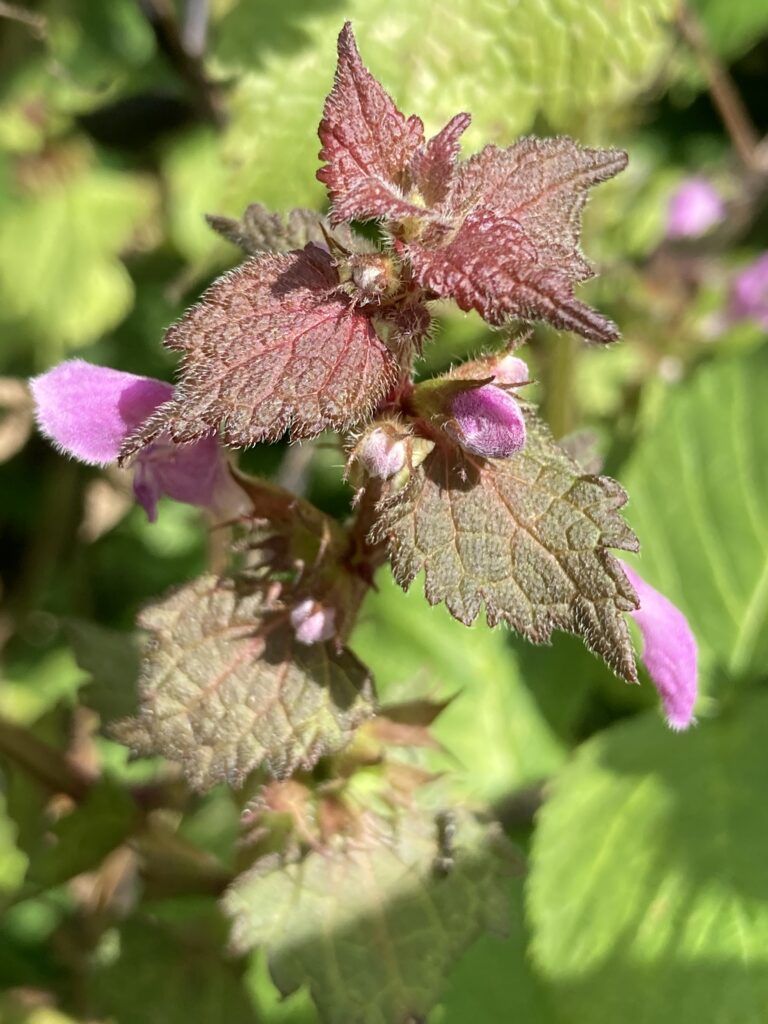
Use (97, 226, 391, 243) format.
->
(666, 177, 725, 239)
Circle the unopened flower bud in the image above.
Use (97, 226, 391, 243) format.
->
(489, 354, 530, 385)
(445, 384, 526, 459)
(341, 254, 399, 299)
(290, 599, 336, 645)
(349, 423, 435, 492)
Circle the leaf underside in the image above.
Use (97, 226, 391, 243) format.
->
(114, 575, 375, 790)
(225, 808, 514, 1024)
(119, 245, 397, 458)
(372, 414, 640, 680)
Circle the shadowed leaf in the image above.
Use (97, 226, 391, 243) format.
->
(372, 414, 640, 679)
(225, 808, 514, 1024)
(120, 246, 397, 457)
(206, 203, 361, 257)
(26, 777, 137, 889)
(114, 575, 375, 790)
(90, 916, 258, 1024)
(67, 619, 141, 723)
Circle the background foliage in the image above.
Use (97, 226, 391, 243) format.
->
(1, 0, 767, 1021)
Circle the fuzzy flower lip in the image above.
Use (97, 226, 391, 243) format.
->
(446, 384, 527, 459)
(666, 177, 725, 239)
(30, 360, 247, 523)
(727, 253, 768, 330)
(621, 562, 698, 730)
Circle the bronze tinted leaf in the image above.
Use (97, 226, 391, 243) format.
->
(410, 112, 472, 207)
(120, 246, 397, 456)
(410, 205, 618, 341)
(317, 22, 425, 224)
(225, 807, 514, 1024)
(372, 415, 640, 680)
(451, 138, 627, 278)
(114, 575, 375, 790)
(407, 138, 627, 342)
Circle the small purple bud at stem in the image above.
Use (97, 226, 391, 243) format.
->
(666, 178, 725, 239)
(621, 563, 698, 731)
(290, 599, 336, 645)
(446, 384, 526, 459)
(490, 354, 530, 385)
(357, 427, 408, 480)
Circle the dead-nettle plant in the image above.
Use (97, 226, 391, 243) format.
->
(32, 22, 697, 879)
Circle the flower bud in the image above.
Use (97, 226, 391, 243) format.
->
(489, 354, 530, 386)
(348, 422, 435, 492)
(445, 384, 526, 459)
(727, 253, 768, 330)
(290, 599, 336, 645)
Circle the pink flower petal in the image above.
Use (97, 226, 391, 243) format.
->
(447, 384, 526, 458)
(622, 563, 698, 730)
(30, 360, 172, 466)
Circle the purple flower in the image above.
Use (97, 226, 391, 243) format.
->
(666, 178, 725, 239)
(356, 426, 409, 480)
(727, 253, 768, 330)
(290, 599, 336, 645)
(446, 384, 526, 459)
(489, 354, 530, 386)
(30, 360, 248, 522)
(622, 562, 698, 730)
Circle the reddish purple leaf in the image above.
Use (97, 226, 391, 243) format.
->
(120, 245, 397, 457)
(409, 202, 620, 343)
(410, 113, 472, 207)
(317, 22, 425, 224)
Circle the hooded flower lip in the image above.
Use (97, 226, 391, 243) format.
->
(30, 359, 248, 523)
(445, 383, 527, 459)
(666, 177, 725, 239)
(621, 562, 698, 730)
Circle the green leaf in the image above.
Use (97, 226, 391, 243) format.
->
(437, 883, 559, 1024)
(26, 776, 137, 889)
(0, 153, 155, 353)
(225, 808, 514, 1024)
(114, 574, 375, 790)
(690, 0, 768, 58)
(89, 916, 258, 1024)
(351, 571, 565, 803)
(178, 1, 675, 263)
(66, 619, 140, 724)
(622, 351, 768, 680)
(528, 696, 768, 1024)
(372, 415, 640, 681)
(0, 793, 27, 901)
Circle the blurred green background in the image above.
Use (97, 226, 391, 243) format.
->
(1, 1, 768, 1021)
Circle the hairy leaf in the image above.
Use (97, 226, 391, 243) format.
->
(207, 2, 673, 251)
(120, 246, 397, 455)
(317, 22, 426, 224)
(206, 203, 362, 257)
(528, 696, 768, 1024)
(408, 139, 627, 342)
(372, 415, 640, 679)
(225, 808, 513, 1024)
(114, 575, 375, 790)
